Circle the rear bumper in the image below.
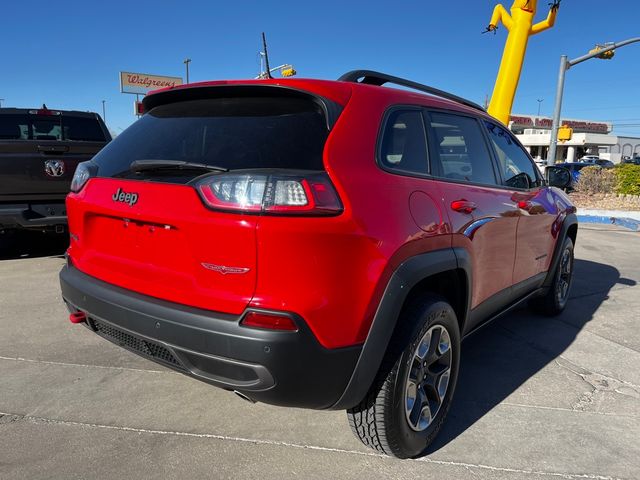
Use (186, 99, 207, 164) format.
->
(0, 202, 67, 230)
(59, 263, 361, 409)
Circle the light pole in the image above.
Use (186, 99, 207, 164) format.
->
(101, 100, 106, 123)
(183, 58, 191, 84)
(537, 99, 544, 116)
(547, 37, 640, 166)
(0, 98, 4, 108)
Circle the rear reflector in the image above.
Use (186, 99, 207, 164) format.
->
(240, 312, 298, 331)
(69, 312, 87, 324)
(195, 171, 342, 216)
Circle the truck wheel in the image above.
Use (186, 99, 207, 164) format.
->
(347, 295, 460, 459)
(530, 237, 574, 316)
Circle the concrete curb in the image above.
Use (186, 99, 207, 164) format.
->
(577, 210, 640, 231)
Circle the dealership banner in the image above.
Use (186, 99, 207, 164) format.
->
(509, 114, 612, 134)
(120, 71, 183, 95)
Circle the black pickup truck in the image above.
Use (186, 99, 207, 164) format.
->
(0, 106, 111, 237)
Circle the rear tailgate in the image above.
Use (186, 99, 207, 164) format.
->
(67, 178, 258, 315)
(0, 110, 109, 198)
(66, 83, 348, 314)
(0, 140, 106, 197)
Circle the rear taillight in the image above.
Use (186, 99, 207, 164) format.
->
(194, 171, 342, 216)
(70, 161, 97, 193)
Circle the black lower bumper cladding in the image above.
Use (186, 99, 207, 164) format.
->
(59, 264, 361, 409)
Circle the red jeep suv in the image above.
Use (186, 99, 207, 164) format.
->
(59, 71, 577, 458)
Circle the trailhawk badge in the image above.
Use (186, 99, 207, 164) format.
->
(201, 263, 251, 275)
(44, 159, 65, 177)
(112, 188, 139, 206)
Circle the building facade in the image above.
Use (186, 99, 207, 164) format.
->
(509, 114, 640, 163)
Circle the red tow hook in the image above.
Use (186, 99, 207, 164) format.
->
(69, 311, 87, 324)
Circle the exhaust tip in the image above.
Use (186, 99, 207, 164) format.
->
(233, 390, 256, 404)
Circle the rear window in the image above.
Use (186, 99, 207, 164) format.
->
(92, 97, 329, 179)
(63, 116, 108, 141)
(0, 115, 29, 139)
(0, 113, 107, 141)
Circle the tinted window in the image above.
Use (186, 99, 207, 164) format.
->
(32, 118, 63, 140)
(0, 113, 107, 142)
(428, 112, 497, 185)
(379, 110, 428, 174)
(485, 121, 541, 189)
(0, 114, 29, 139)
(63, 116, 107, 141)
(93, 97, 329, 180)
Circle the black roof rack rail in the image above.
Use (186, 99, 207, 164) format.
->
(338, 70, 485, 113)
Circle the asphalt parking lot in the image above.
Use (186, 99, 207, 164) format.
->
(1, 225, 639, 480)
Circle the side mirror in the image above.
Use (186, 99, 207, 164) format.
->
(546, 166, 571, 189)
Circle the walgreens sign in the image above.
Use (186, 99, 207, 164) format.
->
(120, 71, 183, 95)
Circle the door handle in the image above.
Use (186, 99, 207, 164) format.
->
(38, 145, 69, 154)
(517, 200, 533, 211)
(451, 200, 477, 214)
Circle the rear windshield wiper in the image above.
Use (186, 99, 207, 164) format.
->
(130, 159, 228, 173)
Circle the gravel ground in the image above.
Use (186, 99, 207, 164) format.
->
(570, 192, 640, 211)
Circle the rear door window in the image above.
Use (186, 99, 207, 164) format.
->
(427, 112, 498, 185)
(92, 97, 329, 180)
(379, 109, 429, 175)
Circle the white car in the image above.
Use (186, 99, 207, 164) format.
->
(578, 155, 600, 163)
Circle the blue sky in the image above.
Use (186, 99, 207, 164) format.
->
(3, 1, 639, 136)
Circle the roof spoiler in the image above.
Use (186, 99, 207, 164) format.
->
(142, 84, 343, 130)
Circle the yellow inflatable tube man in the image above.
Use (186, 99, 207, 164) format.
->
(487, 0, 561, 125)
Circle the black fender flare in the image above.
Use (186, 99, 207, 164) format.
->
(542, 213, 578, 289)
(330, 248, 471, 410)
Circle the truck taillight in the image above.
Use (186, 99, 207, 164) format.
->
(194, 172, 342, 216)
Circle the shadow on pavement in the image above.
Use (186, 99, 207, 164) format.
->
(0, 231, 68, 261)
(428, 258, 636, 453)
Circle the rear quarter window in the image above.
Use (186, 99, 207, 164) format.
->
(379, 109, 429, 175)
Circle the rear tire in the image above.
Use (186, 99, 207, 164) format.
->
(346, 295, 460, 459)
(530, 237, 574, 316)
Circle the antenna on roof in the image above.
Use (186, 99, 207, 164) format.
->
(261, 32, 273, 79)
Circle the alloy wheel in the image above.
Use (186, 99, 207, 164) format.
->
(404, 324, 452, 432)
(556, 247, 573, 304)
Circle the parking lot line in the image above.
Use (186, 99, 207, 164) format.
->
(0, 354, 172, 374)
(0, 411, 627, 480)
